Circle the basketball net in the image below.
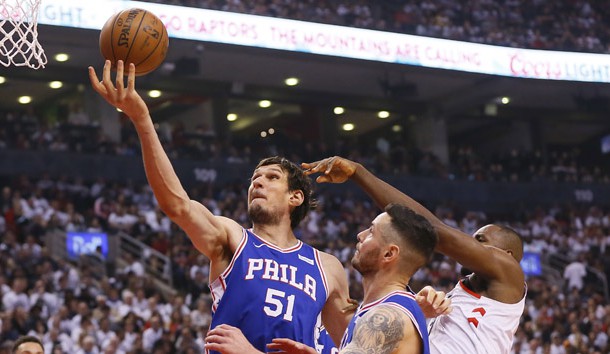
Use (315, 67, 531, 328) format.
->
(0, 0, 47, 69)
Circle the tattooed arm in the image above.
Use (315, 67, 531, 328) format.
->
(341, 305, 422, 354)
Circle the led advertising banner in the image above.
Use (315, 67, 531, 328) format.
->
(24, 0, 610, 82)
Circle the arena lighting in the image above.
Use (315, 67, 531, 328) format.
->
(268, 128, 275, 134)
(18, 96, 32, 104)
(392, 124, 402, 132)
(342, 123, 355, 131)
(54, 53, 69, 62)
(377, 111, 390, 119)
(260, 131, 268, 137)
(49, 81, 63, 89)
(0, 76, 5, 84)
(284, 77, 299, 86)
(501, 97, 511, 104)
(148, 90, 162, 98)
(227, 113, 238, 121)
(259, 100, 272, 108)
(333, 107, 345, 115)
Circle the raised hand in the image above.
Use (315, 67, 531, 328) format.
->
(301, 156, 358, 184)
(416, 285, 453, 318)
(88, 60, 149, 121)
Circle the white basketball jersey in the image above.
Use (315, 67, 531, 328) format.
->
(428, 280, 526, 354)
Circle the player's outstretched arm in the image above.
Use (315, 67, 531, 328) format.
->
(89, 60, 240, 261)
(304, 157, 523, 300)
(303, 156, 441, 225)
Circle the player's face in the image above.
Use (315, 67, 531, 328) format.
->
(15, 343, 44, 354)
(248, 164, 290, 225)
(352, 213, 388, 274)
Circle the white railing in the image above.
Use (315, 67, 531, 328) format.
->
(116, 231, 173, 287)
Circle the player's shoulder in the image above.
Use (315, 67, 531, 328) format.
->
(315, 250, 346, 285)
(486, 245, 525, 277)
(358, 303, 419, 338)
(316, 249, 344, 269)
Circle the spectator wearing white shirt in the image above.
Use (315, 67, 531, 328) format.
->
(71, 317, 98, 350)
(188, 255, 209, 281)
(20, 196, 45, 220)
(0, 274, 10, 297)
(132, 288, 149, 315)
(46, 306, 73, 335)
(2, 276, 30, 312)
(117, 315, 140, 353)
(145, 208, 172, 235)
(142, 315, 163, 352)
(42, 199, 70, 226)
(585, 206, 603, 227)
(137, 295, 159, 322)
(95, 317, 116, 350)
(29, 279, 59, 318)
(75, 334, 99, 354)
(190, 298, 212, 329)
(70, 301, 95, 334)
(115, 290, 138, 321)
(53, 259, 80, 292)
(549, 332, 566, 354)
(122, 253, 145, 278)
(108, 205, 138, 232)
(564, 255, 587, 292)
(44, 326, 74, 354)
(100, 336, 124, 354)
(567, 323, 589, 349)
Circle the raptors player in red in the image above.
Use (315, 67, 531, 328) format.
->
(302, 156, 526, 354)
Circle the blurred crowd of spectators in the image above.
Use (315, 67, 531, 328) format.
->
(0, 168, 609, 353)
(143, 0, 610, 54)
(2, 110, 609, 185)
(2, 2, 609, 353)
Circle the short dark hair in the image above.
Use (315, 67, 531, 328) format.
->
(495, 224, 524, 261)
(12, 335, 43, 353)
(385, 203, 438, 268)
(256, 157, 315, 229)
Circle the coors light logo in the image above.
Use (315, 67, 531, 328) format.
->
(116, 9, 141, 47)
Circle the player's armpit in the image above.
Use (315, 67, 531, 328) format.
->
(319, 253, 353, 346)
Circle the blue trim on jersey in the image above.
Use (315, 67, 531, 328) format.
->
(208, 229, 328, 353)
(340, 291, 430, 354)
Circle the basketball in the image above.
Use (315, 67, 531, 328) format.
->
(99, 8, 169, 76)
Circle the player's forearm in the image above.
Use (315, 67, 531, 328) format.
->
(133, 116, 191, 216)
(350, 165, 470, 255)
(350, 164, 441, 226)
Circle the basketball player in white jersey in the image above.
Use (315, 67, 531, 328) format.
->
(301, 156, 526, 354)
(88, 61, 353, 351)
